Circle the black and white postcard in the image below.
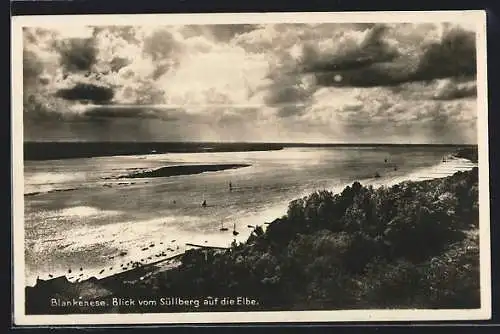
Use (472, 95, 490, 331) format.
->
(11, 10, 491, 325)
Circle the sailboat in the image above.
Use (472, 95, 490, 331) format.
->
(220, 222, 228, 231)
(232, 223, 239, 236)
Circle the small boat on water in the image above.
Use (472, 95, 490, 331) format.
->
(202, 200, 207, 208)
(233, 223, 239, 236)
(220, 222, 228, 231)
(374, 172, 381, 178)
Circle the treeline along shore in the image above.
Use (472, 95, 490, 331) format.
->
(23, 142, 285, 161)
(23, 141, 477, 161)
(25, 148, 480, 314)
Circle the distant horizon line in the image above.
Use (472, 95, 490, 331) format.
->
(23, 141, 478, 146)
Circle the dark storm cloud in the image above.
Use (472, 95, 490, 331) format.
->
(143, 29, 181, 62)
(55, 83, 114, 103)
(413, 27, 476, 80)
(314, 63, 411, 87)
(305, 26, 476, 88)
(55, 37, 98, 73)
(302, 25, 399, 73)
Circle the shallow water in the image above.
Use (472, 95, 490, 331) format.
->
(23, 146, 475, 286)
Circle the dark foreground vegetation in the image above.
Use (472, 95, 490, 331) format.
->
(26, 165, 480, 314)
(149, 167, 479, 311)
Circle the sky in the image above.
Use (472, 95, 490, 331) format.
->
(22, 22, 478, 143)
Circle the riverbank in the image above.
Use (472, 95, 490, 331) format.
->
(24, 142, 285, 161)
(25, 156, 480, 314)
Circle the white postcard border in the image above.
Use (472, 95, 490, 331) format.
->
(11, 10, 491, 325)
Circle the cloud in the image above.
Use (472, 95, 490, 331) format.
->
(431, 80, 476, 100)
(55, 83, 115, 103)
(180, 24, 260, 43)
(82, 105, 181, 120)
(55, 37, 98, 73)
(413, 27, 476, 81)
(302, 24, 476, 88)
(386, 78, 477, 101)
(294, 80, 477, 143)
(301, 25, 399, 73)
(22, 22, 478, 143)
(109, 57, 130, 73)
(143, 29, 181, 62)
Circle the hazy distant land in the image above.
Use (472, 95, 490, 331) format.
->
(23, 142, 285, 161)
(23, 142, 477, 161)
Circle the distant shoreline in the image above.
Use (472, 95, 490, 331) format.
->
(23, 142, 285, 161)
(23, 142, 477, 161)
